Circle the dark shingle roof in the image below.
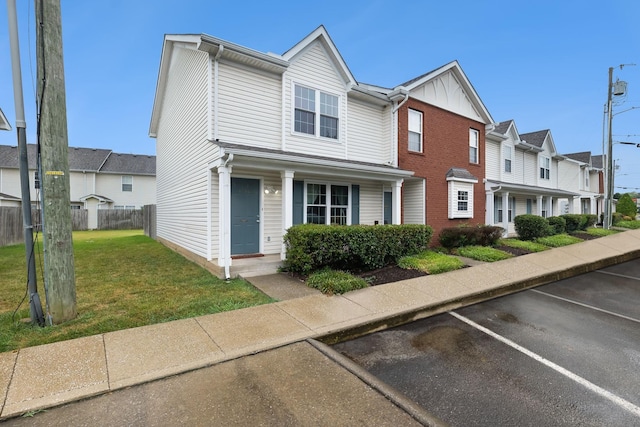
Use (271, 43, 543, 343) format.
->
(563, 151, 592, 164)
(592, 155, 604, 169)
(445, 167, 478, 181)
(0, 192, 20, 200)
(100, 153, 156, 175)
(0, 144, 155, 175)
(493, 120, 513, 135)
(519, 130, 549, 148)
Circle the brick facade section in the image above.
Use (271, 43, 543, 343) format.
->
(398, 98, 486, 243)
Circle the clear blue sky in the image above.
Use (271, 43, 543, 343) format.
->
(1, 0, 639, 191)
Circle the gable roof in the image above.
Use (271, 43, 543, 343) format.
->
(519, 130, 549, 148)
(100, 153, 156, 176)
(563, 151, 592, 164)
(445, 167, 478, 182)
(397, 60, 494, 124)
(592, 154, 604, 169)
(0, 144, 155, 175)
(493, 120, 514, 135)
(281, 25, 356, 87)
(0, 192, 20, 201)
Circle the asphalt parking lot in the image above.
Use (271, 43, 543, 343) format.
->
(334, 259, 640, 426)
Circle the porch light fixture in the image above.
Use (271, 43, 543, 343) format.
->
(264, 186, 278, 195)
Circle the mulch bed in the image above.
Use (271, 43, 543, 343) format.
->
(494, 245, 532, 257)
(357, 265, 427, 286)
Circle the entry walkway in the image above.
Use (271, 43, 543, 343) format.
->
(1, 230, 639, 420)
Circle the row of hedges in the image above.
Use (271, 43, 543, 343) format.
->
(282, 224, 432, 274)
(438, 225, 504, 249)
(514, 213, 597, 241)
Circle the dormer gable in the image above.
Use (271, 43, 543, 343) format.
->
(282, 25, 356, 89)
(397, 61, 493, 124)
(520, 129, 563, 159)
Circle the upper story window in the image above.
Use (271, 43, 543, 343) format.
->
(584, 169, 590, 189)
(294, 84, 339, 140)
(408, 109, 423, 152)
(122, 175, 133, 192)
(469, 129, 479, 164)
(540, 156, 550, 180)
(503, 145, 512, 173)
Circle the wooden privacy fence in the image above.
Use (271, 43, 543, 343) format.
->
(0, 207, 88, 246)
(98, 209, 143, 230)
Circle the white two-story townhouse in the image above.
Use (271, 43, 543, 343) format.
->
(485, 120, 579, 235)
(149, 26, 415, 278)
(558, 151, 604, 217)
(0, 144, 156, 229)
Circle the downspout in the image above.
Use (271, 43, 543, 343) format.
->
(391, 92, 409, 167)
(221, 152, 233, 280)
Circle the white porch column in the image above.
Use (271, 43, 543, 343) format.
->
(281, 170, 294, 261)
(217, 165, 232, 276)
(502, 192, 509, 235)
(537, 195, 543, 216)
(393, 179, 403, 224)
(485, 191, 495, 225)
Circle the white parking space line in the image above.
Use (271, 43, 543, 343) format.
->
(595, 270, 640, 281)
(530, 289, 640, 324)
(449, 311, 640, 418)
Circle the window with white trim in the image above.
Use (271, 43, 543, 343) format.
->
(448, 181, 474, 219)
(540, 156, 550, 180)
(469, 129, 479, 164)
(294, 84, 339, 140)
(504, 145, 512, 173)
(408, 109, 423, 152)
(508, 197, 516, 222)
(541, 198, 548, 218)
(494, 195, 503, 222)
(305, 183, 349, 225)
(122, 175, 132, 192)
(584, 169, 590, 189)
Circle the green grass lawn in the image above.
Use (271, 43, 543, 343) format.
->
(0, 230, 273, 352)
(398, 251, 465, 274)
(456, 245, 513, 262)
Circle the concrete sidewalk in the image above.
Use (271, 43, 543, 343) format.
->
(1, 230, 640, 420)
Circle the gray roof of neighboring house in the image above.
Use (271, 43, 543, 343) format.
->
(563, 151, 592, 164)
(592, 155, 604, 169)
(493, 120, 513, 135)
(100, 153, 156, 176)
(519, 130, 549, 148)
(0, 192, 20, 200)
(445, 167, 478, 181)
(0, 144, 155, 175)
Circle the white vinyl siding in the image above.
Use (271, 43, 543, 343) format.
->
(347, 98, 391, 164)
(284, 41, 347, 158)
(448, 180, 474, 219)
(261, 173, 283, 255)
(155, 46, 211, 259)
(217, 62, 281, 149)
(402, 179, 425, 224)
(357, 181, 385, 225)
(485, 139, 500, 181)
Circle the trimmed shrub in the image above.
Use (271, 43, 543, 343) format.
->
(438, 225, 504, 249)
(547, 216, 566, 235)
(282, 224, 432, 274)
(612, 212, 624, 225)
(560, 214, 586, 233)
(584, 214, 597, 228)
(514, 214, 551, 241)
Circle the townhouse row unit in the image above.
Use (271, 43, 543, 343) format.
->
(148, 26, 603, 278)
(0, 144, 156, 229)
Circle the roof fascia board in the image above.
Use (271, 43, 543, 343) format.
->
(198, 34, 289, 72)
(224, 146, 413, 179)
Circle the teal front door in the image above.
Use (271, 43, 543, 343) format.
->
(231, 178, 260, 255)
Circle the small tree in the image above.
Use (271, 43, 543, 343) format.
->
(616, 193, 637, 219)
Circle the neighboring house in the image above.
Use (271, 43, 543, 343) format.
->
(485, 120, 580, 235)
(149, 26, 415, 278)
(559, 151, 604, 217)
(377, 61, 493, 238)
(0, 144, 156, 229)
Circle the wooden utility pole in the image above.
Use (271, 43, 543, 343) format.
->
(36, 0, 76, 323)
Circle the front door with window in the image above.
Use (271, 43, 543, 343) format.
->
(231, 178, 260, 255)
(383, 191, 392, 224)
